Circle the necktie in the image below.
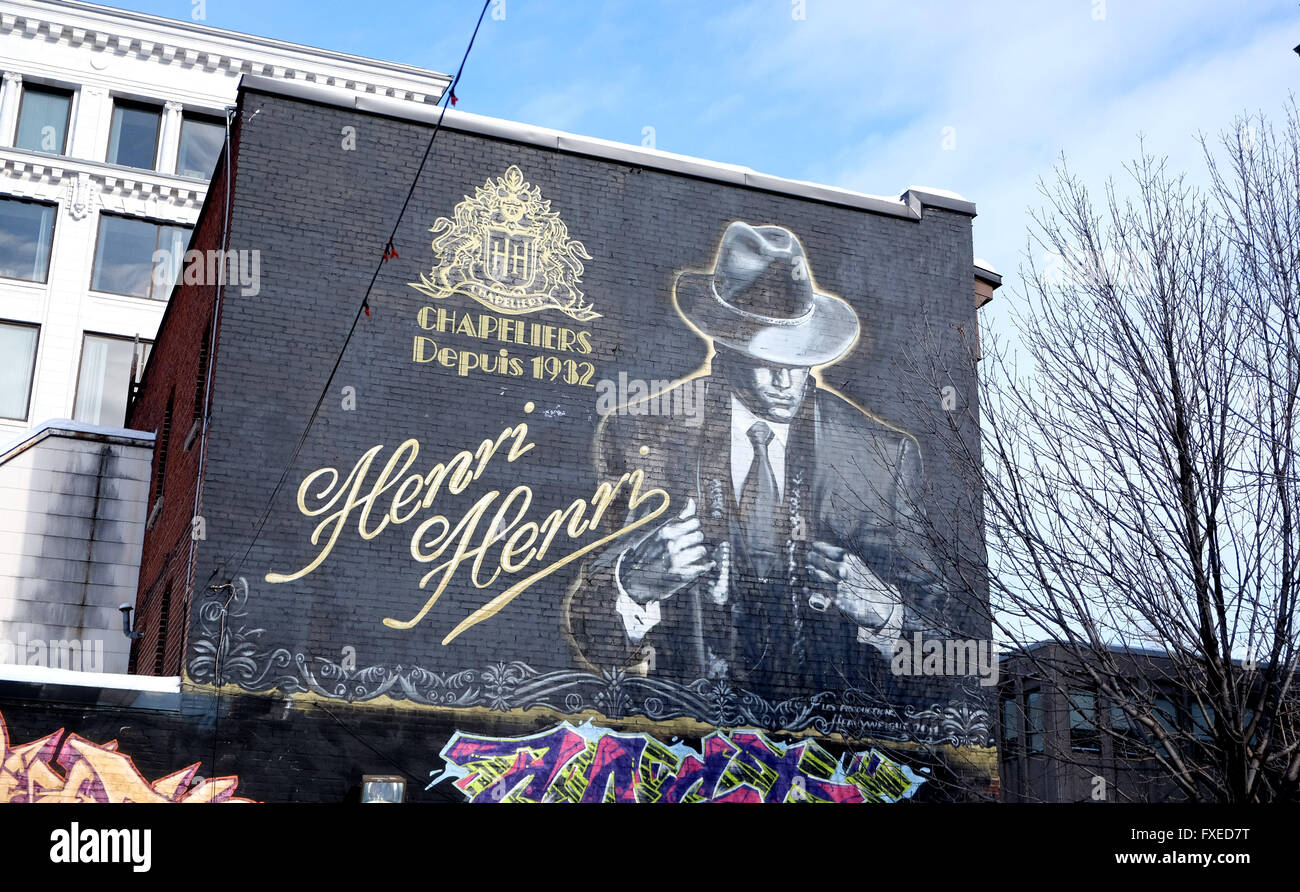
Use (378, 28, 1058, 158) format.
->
(739, 421, 781, 578)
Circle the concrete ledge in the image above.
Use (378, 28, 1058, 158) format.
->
(0, 664, 181, 711)
(974, 257, 1002, 286)
(0, 662, 177, 692)
(902, 186, 978, 218)
(0, 419, 155, 466)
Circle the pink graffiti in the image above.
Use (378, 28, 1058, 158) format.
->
(434, 721, 923, 803)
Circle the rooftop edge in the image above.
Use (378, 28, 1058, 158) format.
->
(238, 74, 979, 220)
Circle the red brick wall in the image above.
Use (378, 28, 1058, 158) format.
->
(127, 114, 241, 676)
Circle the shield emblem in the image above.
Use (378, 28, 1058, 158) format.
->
(483, 226, 537, 290)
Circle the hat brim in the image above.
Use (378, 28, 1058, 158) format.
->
(674, 272, 860, 367)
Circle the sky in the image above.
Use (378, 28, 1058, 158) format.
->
(106, 0, 1300, 335)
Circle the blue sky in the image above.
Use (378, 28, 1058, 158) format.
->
(109, 0, 1300, 329)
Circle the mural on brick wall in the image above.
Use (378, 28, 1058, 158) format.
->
(0, 709, 252, 803)
(431, 720, 925, 803)
(191, 155, 990, 748)
(566, 220, 947, 705)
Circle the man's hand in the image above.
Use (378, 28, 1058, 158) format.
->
(806, 541, 900, 629)
(619, 498, 715, 605)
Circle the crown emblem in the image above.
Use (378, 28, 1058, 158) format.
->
(409, 165, 599, 321)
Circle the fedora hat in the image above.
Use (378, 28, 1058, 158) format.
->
(675, 221, 859, 367)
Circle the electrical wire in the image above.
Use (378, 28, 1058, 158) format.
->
(196, 0, 494, 794)
(206, 0, 493, 589)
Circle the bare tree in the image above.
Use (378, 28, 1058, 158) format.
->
(906, 102, 1300, 803)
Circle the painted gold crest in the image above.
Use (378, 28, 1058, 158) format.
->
(409, 165, 599, 321)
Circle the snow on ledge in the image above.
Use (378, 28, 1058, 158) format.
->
(0, 417, 154, 458)
(0, 662, 180, 693)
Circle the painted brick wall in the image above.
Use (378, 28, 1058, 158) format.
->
(0, 426, 154, 673)
(123, 84, 996, 800)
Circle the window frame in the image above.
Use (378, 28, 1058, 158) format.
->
(0, 195, 57, 284)
(0, 319, 40, 422)
(1107, 701, 1145, 758)
(72, 331, 153, 428)
(14, 81, 74, 156)
(106, 98, 163, 171)
(1000, 688, 1022, 760)
(1025, 689, 1045, 755)
(89, 212, 191, 300)
(175, 110, 226, 180)
(1192, 703, 1217, 743)
(1151, 695, 1179, 758)
(1069, 689, 1101, 753)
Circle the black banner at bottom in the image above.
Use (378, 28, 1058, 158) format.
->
(0, 803, 1277, 878)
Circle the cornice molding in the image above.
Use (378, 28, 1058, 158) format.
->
(0, 1, 450, 104)
(0, 148, 205, 221)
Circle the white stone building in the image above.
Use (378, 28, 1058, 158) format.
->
(0, 0, 449, 443)
(0, 0, 448, 672)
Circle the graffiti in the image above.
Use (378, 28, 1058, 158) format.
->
(432, 721, 925, 803)
(0, 709, 253, 803)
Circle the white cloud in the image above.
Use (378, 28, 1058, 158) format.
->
(516, 79, 634, 133)
(701, 0, 1298, 334)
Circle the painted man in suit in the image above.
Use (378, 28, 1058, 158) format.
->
(567, 222, 948, 702)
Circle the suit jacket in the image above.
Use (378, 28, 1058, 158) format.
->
(566, 376, 948, 701)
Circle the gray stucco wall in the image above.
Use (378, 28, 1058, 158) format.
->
(0, 422, 153, 674)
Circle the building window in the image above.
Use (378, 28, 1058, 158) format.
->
(1000, 692, 1021, 758)
(152, 391, 173, 506)
(1193, 704, 1216, 743)
(1152, 696, 1178, 758)
(91, 214, 190, 299)
(1109, 702, 1142, 757)
(0, 197, 56, 283)
(176, 112, 224, 179)
(192, 322, 210, 424)
(1070, 690, 1100, 752)
(73, 333, 152, 427)
(153, 578, 172, 676)
(107, 100, 162, 170)
(1025, 690, 1044, 754)
(14, 84, 72, 155)
(0, 321, 39, 421)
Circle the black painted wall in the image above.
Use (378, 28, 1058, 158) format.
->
(127, 84, 995, 798)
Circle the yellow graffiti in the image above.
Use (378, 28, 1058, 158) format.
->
(0, 710, 253, 803)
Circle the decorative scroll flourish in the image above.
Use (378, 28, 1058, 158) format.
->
(188, 589, 991, 742)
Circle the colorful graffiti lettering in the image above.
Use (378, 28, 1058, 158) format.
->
(431, 721, 925, 803)
(0, 709, 253, 803)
